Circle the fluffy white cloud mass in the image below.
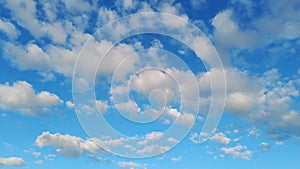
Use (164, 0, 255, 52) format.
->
(0, 157, 27, 166)
(35, 132, 102, 157)
(209, 132, 231, 145)
(220, 145, 253, 160)
(117, 161, 141, 169)
(0, 81, 62, 116)
(197, 68, 300, 141)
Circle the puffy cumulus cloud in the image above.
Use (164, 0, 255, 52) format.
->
(189, 132, 201, 144)
(136, 144, 170, 155)
(197, 67, 300, 141)
(209, 132, 231, 145)
(130, 69, 177, 97)
(0, 19, 19, 40)
(260, 142, 271, 151)
(35, 132, 102, 157)
(97, 7, 119, 27)
(248, 128, 260, 137)
(145, 132, 164, 142)
(63, 0, 91, 13)
(253, 0, 300, 41)
(212, 9, 257, 49)
(114, 100, 140, 117)
(3, 42, 77, 78)
(220, 145, 253, 160)
(36, 131, 173, 158)
(66, 101, 108, 116)
(189, 132, 209, 144)
(137, 132, 164, 146)
(34, 160, 43, 165)
(197, 67, 263, 115)
(212, 1, 300, 57)
(98, 43, 138, 79)
(165, 108, 196, 126)
(4, 43, 52, 72)
(0, 81, 62, 116)
(66, 101, 75, 109)
(0, 157, 27, 166)
(2, 1, 136, 79)
(4, 0, 68, 43)
(170, 156, 182, 162)
(117, 161, 141, 169)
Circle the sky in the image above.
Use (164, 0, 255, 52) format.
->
(0, 0, 300, 168)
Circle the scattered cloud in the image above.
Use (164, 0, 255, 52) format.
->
(0, 157, 27, 166)
(170, 156, 182, 162)
(117, 161, 141, 169)
(220, 145, 253, 160)
(0, 81, 62, 116)
(137, 144, 170, 156)
(34, 160, 43, 165)
(66, 101, 75, 109)
(35, 132, 102, 157)
(260, 142, 271, 151)
(210, 132, 231, 145)
(0, 19, 19, 40)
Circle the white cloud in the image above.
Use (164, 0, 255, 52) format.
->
(95, 100, 109, 113)
(0, 81, 62, 116)
(220, 145, 253, 160)
(233, 137, 242, 142)
(167, 137, 178, 144)
(97, 7, 118, 27)
(66, 101, 75, 109)
(189, 132, 208, 144)
(35, 132, 102, 157)
(137, 144, 169, 155)
(137, 132, 164, 146)
(170, 156, 181, 162)
(212, 1, 300, 56)
(165, 108, 195, 126)
(145, 132, 164, 142)
(212, 9, 257, 49)
(114, 101, 140, 117)
(248, 128, 260, 137)
(130, 69, 176, 96)
(233, 129, 239, 134)
(4, 42, 77, 78)
(210, 132, 231, 145)
(190, 0, 206, 9)
(117, 161, 141, 169)
(4, 0, 67, 43)
(253, 1, 300, 41)
(76, 100, 108, 115)
(0, 19, 18, 40)
(34, 160, 43, 164)
(0, 157, 27, 166)
(260, 142, 271, 151)
(32, 152, 41, 158)
(63, 0, 91, 13)
(4, 42, 52, 72)
(198, 67, 300, 141)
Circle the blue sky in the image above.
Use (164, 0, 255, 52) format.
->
(0, 0, 300, 168)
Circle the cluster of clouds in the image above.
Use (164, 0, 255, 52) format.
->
(211, 0, 300, 64)
(0, 0, 300, 167)
(190, 128, 274, 160)
(35, 132, 102, 157)
(0, 81, 62, 116)
(35, 131, 175, 158)
(0, 157, 27, 167)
